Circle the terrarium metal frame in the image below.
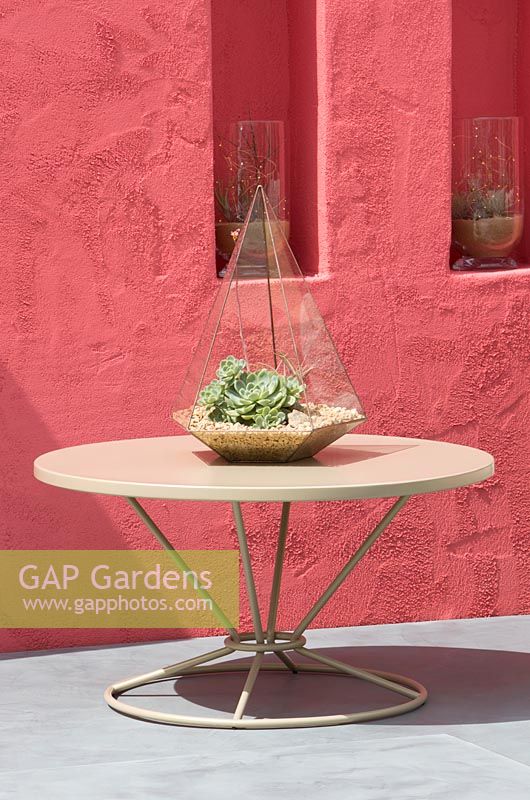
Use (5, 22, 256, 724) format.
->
(173, 185, 366, 463)
(105, 496, 427, 729)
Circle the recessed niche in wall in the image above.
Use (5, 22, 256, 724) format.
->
(210, 0, 319, 276)
(451, 0, 529, 268)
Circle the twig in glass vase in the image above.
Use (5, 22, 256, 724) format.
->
(214, 119, 288, 276)
(451, 117, 523, 271)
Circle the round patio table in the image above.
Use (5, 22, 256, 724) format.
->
(34, 433, 494, 730)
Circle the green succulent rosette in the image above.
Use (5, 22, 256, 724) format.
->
(197, 357, 304, 428)
(253, 407, 286, 429)
(216, 356, 246, 386)
(198, 379, 224, 407)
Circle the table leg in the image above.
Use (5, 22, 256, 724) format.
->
(233, 652, 264, 721)
(105, 494, 427, 729)
(231, 501, 264, 643)
(270, 509, 298, 673)
(235, 500, 297, 673)
(292, 494, 409, 639)
(125, 497, 239, 641)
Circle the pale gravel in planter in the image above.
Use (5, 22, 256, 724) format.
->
(172, 403, 365, 463)
(186, 403, 363, 433)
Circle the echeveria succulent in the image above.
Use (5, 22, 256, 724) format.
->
(197, 356, 304, 428)
(199, 379, 224, 408)
(253, 407, 286, 429)
(216, 356, 246, 386)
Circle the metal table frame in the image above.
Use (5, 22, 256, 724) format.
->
(34, 433, 493, 730)
(105, 495, 427, 729)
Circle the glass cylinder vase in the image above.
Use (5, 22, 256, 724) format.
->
(451, 116, 523, 271)
(214, 120, 288, 276)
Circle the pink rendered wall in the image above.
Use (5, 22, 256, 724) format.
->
(211, 0, 320, 274)
(317, 0, 529, 624)
(211, 1, 289, 130)
(0, 0, 220, 651)
(211, 0, 289, 206)
(1, 0, 529, 654)
(287, 0, 320, 274)
(452, 0, 517, 119)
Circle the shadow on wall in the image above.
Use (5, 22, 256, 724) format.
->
(0, 367, 234, 654)
(0, 367, 125, 651)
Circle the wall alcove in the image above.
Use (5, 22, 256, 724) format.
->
(452, 0, 530, 266)
(211, 0, 320, 275)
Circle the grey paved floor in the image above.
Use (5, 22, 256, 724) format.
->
(1, 616, 530, 798)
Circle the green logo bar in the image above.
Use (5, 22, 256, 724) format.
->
(0, 551, 239, 629)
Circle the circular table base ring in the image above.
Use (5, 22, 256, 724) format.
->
(105, 662, 428, 730)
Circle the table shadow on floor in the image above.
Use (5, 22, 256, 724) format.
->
(124, 645, 530, 724)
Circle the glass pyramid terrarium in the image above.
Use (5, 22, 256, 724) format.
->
(172, 186, 366, 463)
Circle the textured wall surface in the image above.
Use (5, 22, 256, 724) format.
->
(211, 0, 289, 131)
(1, 0, 529, 653)
(316, 0, 529, 627)
(452, 0, 517, 119)
(0, 0, 220, 651)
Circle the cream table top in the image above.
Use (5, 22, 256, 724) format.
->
(34, 434, 494, 503)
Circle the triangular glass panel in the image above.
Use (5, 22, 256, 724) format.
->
(172, 186, 366, 462)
